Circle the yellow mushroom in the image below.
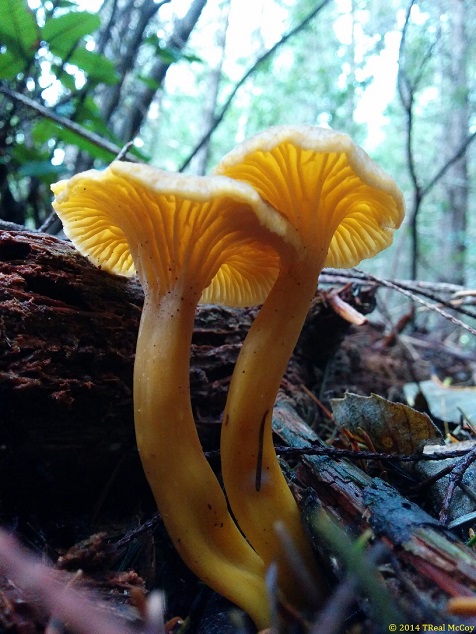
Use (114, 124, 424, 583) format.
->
(51, 162, 299, 629)
(448, 596, 476, 616)
(214, 125, 405, 607)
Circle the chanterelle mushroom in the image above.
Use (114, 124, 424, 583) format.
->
(51, 162, 299, 629)
(214, 125, 405, 606)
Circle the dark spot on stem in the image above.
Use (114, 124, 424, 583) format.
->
(255, 410, 268, 492)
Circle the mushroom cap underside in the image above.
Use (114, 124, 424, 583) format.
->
(213, 125, 405, 269)
(51, 162, 298, 307)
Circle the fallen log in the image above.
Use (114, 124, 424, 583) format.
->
(0, 229, 355, 515)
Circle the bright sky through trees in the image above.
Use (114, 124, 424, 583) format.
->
(160, 0, 401, 149)
(27, 0, 401, 150)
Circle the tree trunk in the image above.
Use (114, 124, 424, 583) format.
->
(190, 0, 231, 175)
(441, 0, 469, 285)
(99, 0, 165, 124)
(117, 0, 208, 144)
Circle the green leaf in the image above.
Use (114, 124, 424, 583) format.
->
(157, 46, 203, 66)
(181, 51, 203, 64)
(137, 74, 161, 92)
(11, 144, 65, 183)
(0, 0, 39, 67)
(144, 34, 161, 49)
(75, 96, 115, 136)
(33, 118, 115, 162)
(50, 65, 77, 92)
(18, 160, 65, 178)
(0, 49, 27, 80)
(42, 11, 100, 56)
(157, 46, 181, 64)
(68, 47, 119, 84)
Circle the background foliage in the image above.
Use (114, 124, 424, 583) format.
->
(1, 0, 475, 291)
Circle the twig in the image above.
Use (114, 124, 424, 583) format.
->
(355, 269, 476, 337)
(38, 211, 60, 233)
(320, 270, 466, 295)
(204, 445, 471, 463)
(0, 219, 26, 231)
(439, 446, 476, 525)
(275, 445, 471, 463)
(396, 1, 476, 280)
(115, 141, 136, 161)
(421, 129, 476, 199)
(320, 269, 476, 326)
(0, 86, 139, 163)
(113, 513, 162, 549)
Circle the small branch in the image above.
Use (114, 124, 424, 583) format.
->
(276, 445, 472, 463)
(0, 219, 26, 231)
(355, 269, 476, 337)
(397, 0, 424, 279)
(320, 269, 476, 326)
(422, 129, 476, 198)
(379, 277, 476, 322)
(397, 0, 421, 195)
(204, 445, 472, 463)
(320, 270, 467, 295)
(179, 0, 333, 171)
(0, 86, 139, 163)
(439, 446, 476, 525)
(114, 140, 136, 161)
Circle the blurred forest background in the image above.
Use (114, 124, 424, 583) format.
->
(1, 0, 475, 294)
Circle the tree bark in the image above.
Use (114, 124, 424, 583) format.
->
(117, 0, 208, 144)
(441, 0, 469, 285)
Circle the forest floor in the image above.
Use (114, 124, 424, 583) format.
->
(1, 230, 476, 634)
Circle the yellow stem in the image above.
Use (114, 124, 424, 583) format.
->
(134, 286, 269, 629)
(221, 256, 327, 607)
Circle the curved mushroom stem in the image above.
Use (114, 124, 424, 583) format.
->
(135, 284, 270, 629)
(221, 255, 328, 609)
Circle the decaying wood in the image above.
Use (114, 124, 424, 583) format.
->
(0, 229, 360, 514)
(273, 403, 476, 628)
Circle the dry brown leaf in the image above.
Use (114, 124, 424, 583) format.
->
(331, 392, 442, 455)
